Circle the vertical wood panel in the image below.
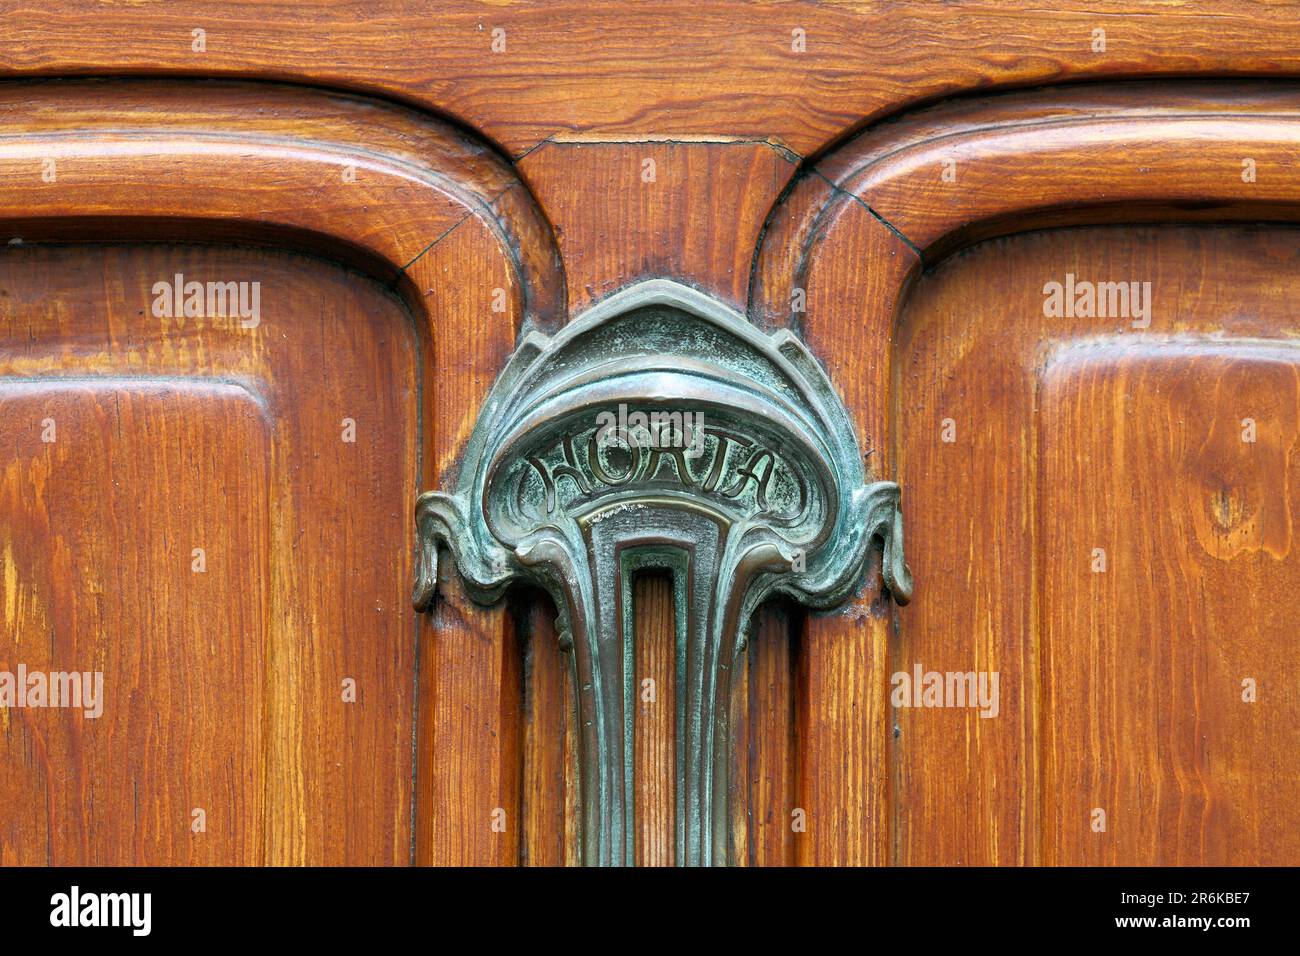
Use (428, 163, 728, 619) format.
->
(410, 219, 525, 866)
(797, 607, 893, 866)
(745, 605, 797, 867)
(0, 244, 419, 865)
(0, 383, 268, 865)
(520, 597, 567, 867)
(518, 142, 794, 314)
(892, 236, 1037, 866)
(562, 662, 581, 866)
(262, 254, 419, 866)
(634, 572, 676, 867)
(895, 225, 1300, 865)
(1040, 347, 1300, 865)
(778, 203, 912, 866)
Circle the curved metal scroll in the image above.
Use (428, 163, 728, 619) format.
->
(413, 279, 911, 866)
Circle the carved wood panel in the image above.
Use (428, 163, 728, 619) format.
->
(0, 79, 562, 866)
(1, 5, 1298, 870)
(752, 81, 1300, 865)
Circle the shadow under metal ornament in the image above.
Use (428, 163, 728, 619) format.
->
(413, 279, 911, 866)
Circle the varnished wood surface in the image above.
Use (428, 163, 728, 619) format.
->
(0, 381, 268, 865)
(819, 81, 1300, 259)
(6, 2, 1300, 160)
(412, 215, 528, 866)
(0, 80, 551, 866)
(518, 142, 793, 313)
(754, 183, 909, 865)
(3, 6, 1300, 866)
(744, 606, 798, 867)
(633, 573, 675, 867)
(897, 225, 1300, 865)
(0, 79, 564, 321)
(751, 83, 1300, 865)
(0, 244, 418, 864)
(519, 597, 567, 867)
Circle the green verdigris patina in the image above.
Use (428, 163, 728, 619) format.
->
(413, 279, 911, 866)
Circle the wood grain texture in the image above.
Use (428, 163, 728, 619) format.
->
(745, 605, 797, 867)
(519, 141, 793, 313)
(898, 225, 1300, 865)
(752, 82, 1300, 865)
(0, 381, 267, 866)
(755, 82, 1300, 342)
(0, 79, 564, 321)
(5, 2, 1300, 159)
(0, 81, 562, 866)
(409, 207, 529, 867)
(1040, 342, 1300, 865)
(754, 191, 910, 865)
(0, 244, 418, 864)
(520, 597, 567, 867)
(633, 572, 675, 867)
(818, 81, 1300, 260)
(418, 574, 521, 865)
(6, 11, 1300, 867)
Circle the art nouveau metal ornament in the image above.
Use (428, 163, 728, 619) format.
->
(413, 279, 910, 866)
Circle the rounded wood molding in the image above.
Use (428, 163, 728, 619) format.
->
(752, 82, 1300, 470)
(0, 79, 565, 329)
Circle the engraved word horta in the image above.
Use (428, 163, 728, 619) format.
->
(413, 280, 911, 866)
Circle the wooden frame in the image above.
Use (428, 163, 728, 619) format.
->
(0, 79, 563, 320)
(7, 64, 1300, 865)
(749, 80, 1300, 865)
(755, 80, 1300, 489)
(0, 78, 564, 865)
(6, 3, 1300, 158)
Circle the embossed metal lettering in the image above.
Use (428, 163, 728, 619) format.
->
(413, 279, 911, 866)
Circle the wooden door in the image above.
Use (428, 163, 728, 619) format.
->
(0, 80, 562, 865)
(753, 82, 1300, 865)
(2, 4, 1299, 869)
